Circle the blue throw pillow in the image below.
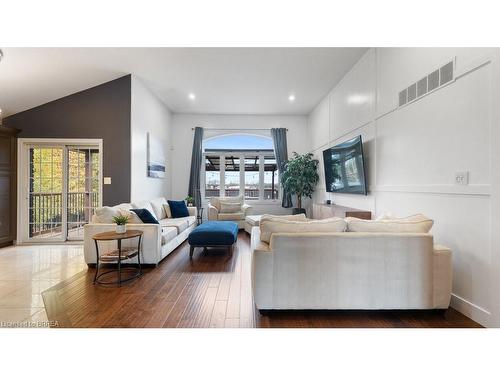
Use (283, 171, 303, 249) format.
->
(130, 209, 159, 224)
(168, 200, 189, 218)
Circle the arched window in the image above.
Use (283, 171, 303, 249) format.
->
(203, 133, 278, 201)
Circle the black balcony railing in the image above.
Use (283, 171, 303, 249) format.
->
(29, 192, 99, 237)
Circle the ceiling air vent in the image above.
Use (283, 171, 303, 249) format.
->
(398, 60, 454, 107)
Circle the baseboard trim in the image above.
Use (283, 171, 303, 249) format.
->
(451, 293, 491, 327)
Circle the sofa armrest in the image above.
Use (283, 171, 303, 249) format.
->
(208, 204, 219, 220)
(83, 223, 162, 265)
(433, 244, 452, 308)
(242, 203, 253, 216)
(187, 206, 198, 218)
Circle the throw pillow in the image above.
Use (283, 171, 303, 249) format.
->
(163, 203, 172, 218)
(130, 209, 159, 224)
(259, 217, 347, 244)
(167, 200, 189, 218)
(94, 206, 121, 223)
(131, 200, 158, 220)
(118, 209, 143, 224)
(260, 213, 307, 222)
(346, 214, 433, 233)
(220, 202, 242, 213)
(150, 197, 168, 220)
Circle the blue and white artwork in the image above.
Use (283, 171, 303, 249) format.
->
(147, 132, 166, 178)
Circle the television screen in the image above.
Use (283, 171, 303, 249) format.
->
(322, 135, 367, 195)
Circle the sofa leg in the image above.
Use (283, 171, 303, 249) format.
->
(189, 246, 194, 260)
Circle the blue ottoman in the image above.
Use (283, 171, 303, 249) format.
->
(188, 221, 238, 259)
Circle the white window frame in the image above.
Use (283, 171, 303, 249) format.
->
(202, 150, 279, 203)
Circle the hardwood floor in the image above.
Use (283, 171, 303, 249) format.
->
(41, 232, 482, 328)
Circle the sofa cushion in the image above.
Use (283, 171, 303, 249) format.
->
(131, 200, 158, 220)
(159, 218, 189, 234)
(346, 214, 434, 233)
(167, 200, 189, 218)
(260, 217, 347, 244)
(161, 226, 178, 246)
(210, 195, 243, 211)
(130, 209, 159, 224)
(220, 202, 242, 213)
(218, 212, 245, 221)
(186, 216, 196, 226)
(150, 197, 168, 220)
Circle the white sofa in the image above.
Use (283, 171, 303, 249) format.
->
(84, 198, 197, 266)
(251, 226, 452, 311)
(207, 195, 252, 229)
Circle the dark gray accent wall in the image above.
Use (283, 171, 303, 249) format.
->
(4, 75, 131, 206)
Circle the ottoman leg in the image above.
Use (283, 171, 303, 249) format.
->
(189, 245, 195, 260)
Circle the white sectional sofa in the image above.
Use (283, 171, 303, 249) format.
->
(251, 216, 452, 311)
(83, 197, 197, 266)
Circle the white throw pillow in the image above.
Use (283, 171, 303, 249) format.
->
(163, 203, 172, 218)
(260, 213, 307, 222)
(346, 214, 434, 233)
(259, 217, 347, 244)
(150, 197, 168, 220)
(131, 200, 158, 220)
(220, 202, 242, 213)
(94, 206, 121, 223)
(118, 209, 143, 224)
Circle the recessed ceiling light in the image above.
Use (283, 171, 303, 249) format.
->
(188, 93, 196, 100)
(288, 94, 295, 102)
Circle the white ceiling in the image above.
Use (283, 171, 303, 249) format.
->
(0, 47, 367, 117)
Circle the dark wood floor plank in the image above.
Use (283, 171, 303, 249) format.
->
(42, 233, 483, 328)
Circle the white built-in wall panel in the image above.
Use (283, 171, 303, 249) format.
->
(376, 63, 491, 187)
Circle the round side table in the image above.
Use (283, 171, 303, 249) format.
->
(92, 230, 143, 286)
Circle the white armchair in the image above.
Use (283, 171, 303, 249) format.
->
(207, 195, 253, 229)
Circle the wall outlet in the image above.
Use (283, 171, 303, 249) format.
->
(454, 171, 469, 185)
(103, 177, 112, 185)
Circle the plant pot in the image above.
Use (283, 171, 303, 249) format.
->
(188, 203, 193, 207)
(292, 208, 306, 215)
(116, 224, 126, 234)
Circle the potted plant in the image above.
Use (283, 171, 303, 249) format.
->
(112, 214, 129, 234)
(281, 152, 319, 215)
(185, 195, 194, 207)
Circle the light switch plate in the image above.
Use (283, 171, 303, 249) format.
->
(454, 171, 469, 185)
(103, 177, 112, 185)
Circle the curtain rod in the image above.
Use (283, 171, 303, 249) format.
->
(191, 127, 288, 131)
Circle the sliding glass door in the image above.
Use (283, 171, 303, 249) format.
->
(22, 141, 102, 242)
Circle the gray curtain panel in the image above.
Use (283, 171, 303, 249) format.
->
(188, 127, 204, 208)
(271, 128, 293, 208)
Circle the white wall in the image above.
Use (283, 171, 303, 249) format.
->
(130, 76, 172, 201)
(170, 114, 309, 215)
(307, 48, 500, 327)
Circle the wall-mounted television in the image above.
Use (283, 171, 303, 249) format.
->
(322, 135, 367, 195)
